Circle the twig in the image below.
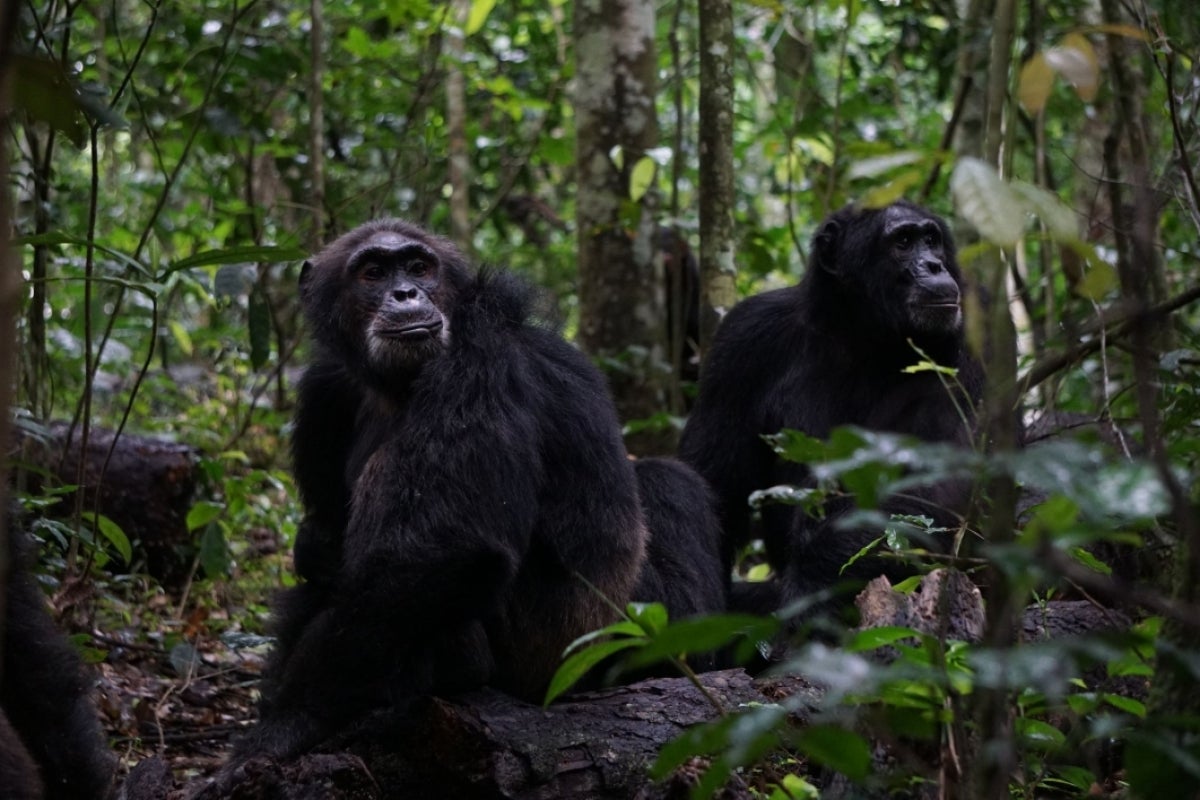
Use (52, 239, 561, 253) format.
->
(1019, 283, 1200, 391)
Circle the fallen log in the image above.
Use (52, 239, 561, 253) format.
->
(119, 572, 1138, 799)
(12, 421, 200, 586)
(122, 669, 823, 800)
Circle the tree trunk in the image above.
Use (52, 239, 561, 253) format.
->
(574, 0, 667, 455)
(1097, 2, 1200, 789)
(309, 0, 326, 249)
(131, 670, 824, 800)
(0, 0, 23, 681)
(447, 0, 471, 250)
(969, 0, 1023, 796)
(696, 0, 737, 353)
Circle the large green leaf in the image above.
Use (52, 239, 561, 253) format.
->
(80, 512, 132, 566)
(164, 245, 308, 275)
(950, 157, 1027, 246)
(543, 638, 642, 706)
(248, 284, 273, 369)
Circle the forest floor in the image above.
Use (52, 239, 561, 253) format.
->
(75, 534, 287, 784)
(94, 622, 262, 782)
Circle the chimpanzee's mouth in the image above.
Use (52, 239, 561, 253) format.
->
(380, 321, 443, 340)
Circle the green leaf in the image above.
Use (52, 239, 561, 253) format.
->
(164, 245, 308, 275)
(902, 358, 959, 376)
(629, 156, 656, 203)
(766, 774, 820, 800)
(950, 157, 1027, 246)
(543, 638, 642, 705)
(465, 0, 497, 35)
(627, 601, 669, 635)
(847, 151, 927, 181)
(841, 534, 885, 574)
(1022, 494, 1080, 535)
(1068, 546, 1112, 576)
(562, 619, 647, 656)
(199, 523, 231, 578)
(846, 626, 923, 653)
(1051, 765, 1097, 792)
(168, 320, 194, 357)
(17, 232, 153, 278)
(12, 54, 124, 145)
(249, 284, 273, 369)
(795, 725, 872, 780)
(1011, 180, 1079, 241)
(749, 484, 823, 510)
(763, 429, 829, 463)
(186, 500, 225, 532)
(1016, 717, 1066, 750)
(624, 613, 781, 669)
(861, 170, 925, 208)
(1102, 693, 1146, 717)
(69, 632, 108, 665)
(80, 512, 132, 565)
(1069, 243, 1117, 299)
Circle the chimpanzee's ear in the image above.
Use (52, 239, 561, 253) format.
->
(299, 260, 313, 291)
(812, 219, 843, 276)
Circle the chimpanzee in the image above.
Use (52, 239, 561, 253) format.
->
(233, 219, 725, 763)
(0, 519, 116, 800)
(679, 201, 983, 613)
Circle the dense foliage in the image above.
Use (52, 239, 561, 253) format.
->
(8, 0, 1200, 796)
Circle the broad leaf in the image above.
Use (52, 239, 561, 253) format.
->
(951, 157, 1026, 246)
(543, 638, 642, 705)
(80, 512, 132, 566)
(1018, 52, 1055, 114)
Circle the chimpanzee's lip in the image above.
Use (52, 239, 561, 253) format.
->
(379, 321, 443, 340)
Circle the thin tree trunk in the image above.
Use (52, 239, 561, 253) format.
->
(0, 0, 26, 683)
(574, 0, 666, 455)
(1098, 0, 1200, 761)
(309, 0, 326, 249)
(973, 0, 1022, 796)
(696, 0, 737, 352)
(446, 0, 471, 249)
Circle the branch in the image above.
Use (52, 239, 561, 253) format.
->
(1041, 546, 1200, 633)
(1019, 283, 1200, 392)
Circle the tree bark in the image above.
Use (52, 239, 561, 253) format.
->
(970, 0, 1022, 796)
(134, 670, 823, 800)
(1097, 0, 1200, 780)
(308, 0, 326, 249)
(0, 0, 24, 685)
(14, 423, 200, 587)
(447, 0, 472, 250)
(696, 0, 737, 353)
(574, 0, 666, 455)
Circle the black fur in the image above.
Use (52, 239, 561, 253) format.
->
(632, 458, 727, 617)
(0, 523, 116, 800)
(680, 201, 983, 612)
(238, 220, 723, 762)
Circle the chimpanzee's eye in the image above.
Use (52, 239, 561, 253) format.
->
(361, 263, 388, 281)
